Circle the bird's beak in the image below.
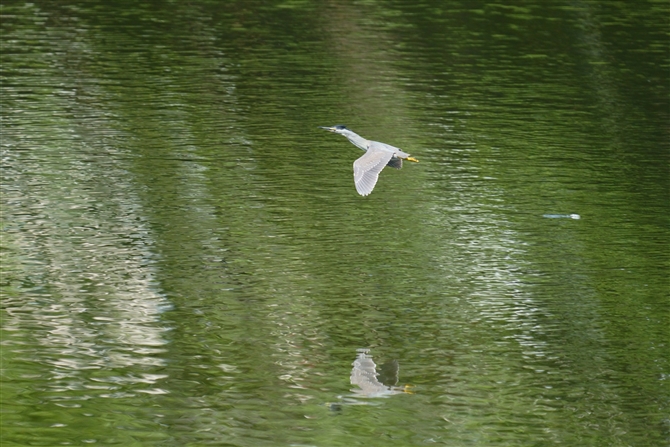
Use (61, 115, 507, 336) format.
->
(319, 126, 336, 132)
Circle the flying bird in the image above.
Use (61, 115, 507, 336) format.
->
(319, 125, 418, 196)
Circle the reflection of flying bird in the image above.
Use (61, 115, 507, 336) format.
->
(319, 125, 419, 196)
(350, 349, 410, 397)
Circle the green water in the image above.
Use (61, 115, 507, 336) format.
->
(2, 1, 668, 446)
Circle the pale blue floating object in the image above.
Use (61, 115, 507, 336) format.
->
(543, 214, 580, 219)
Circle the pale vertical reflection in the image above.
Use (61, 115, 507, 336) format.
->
(571, 2, 628, 138)
(268, 299, 329, 405)
(3, 76, 170, 391)
(3, 141, 171, 371)
(319, 2, 415, 140)
(465, 223, 551, 359)
(254, 0, 425, 405)
(431, 178, 553, 360)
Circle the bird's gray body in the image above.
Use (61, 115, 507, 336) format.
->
(319, 125, 418, 196)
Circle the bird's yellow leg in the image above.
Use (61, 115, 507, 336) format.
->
(403, 384, 415, 394)
(406, 156, 419, 163)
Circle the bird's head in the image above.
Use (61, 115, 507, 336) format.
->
(319, 125, 348, 134)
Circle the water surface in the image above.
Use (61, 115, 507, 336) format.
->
(2, 1, 668, 446)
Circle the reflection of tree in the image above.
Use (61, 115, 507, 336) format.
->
(317, 1, 414, 135)
(1, 5, 177, 438)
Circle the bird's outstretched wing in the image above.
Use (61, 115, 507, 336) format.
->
(353, 147, 394, 196)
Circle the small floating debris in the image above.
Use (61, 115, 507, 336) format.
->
(543, 214, 581, 219)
